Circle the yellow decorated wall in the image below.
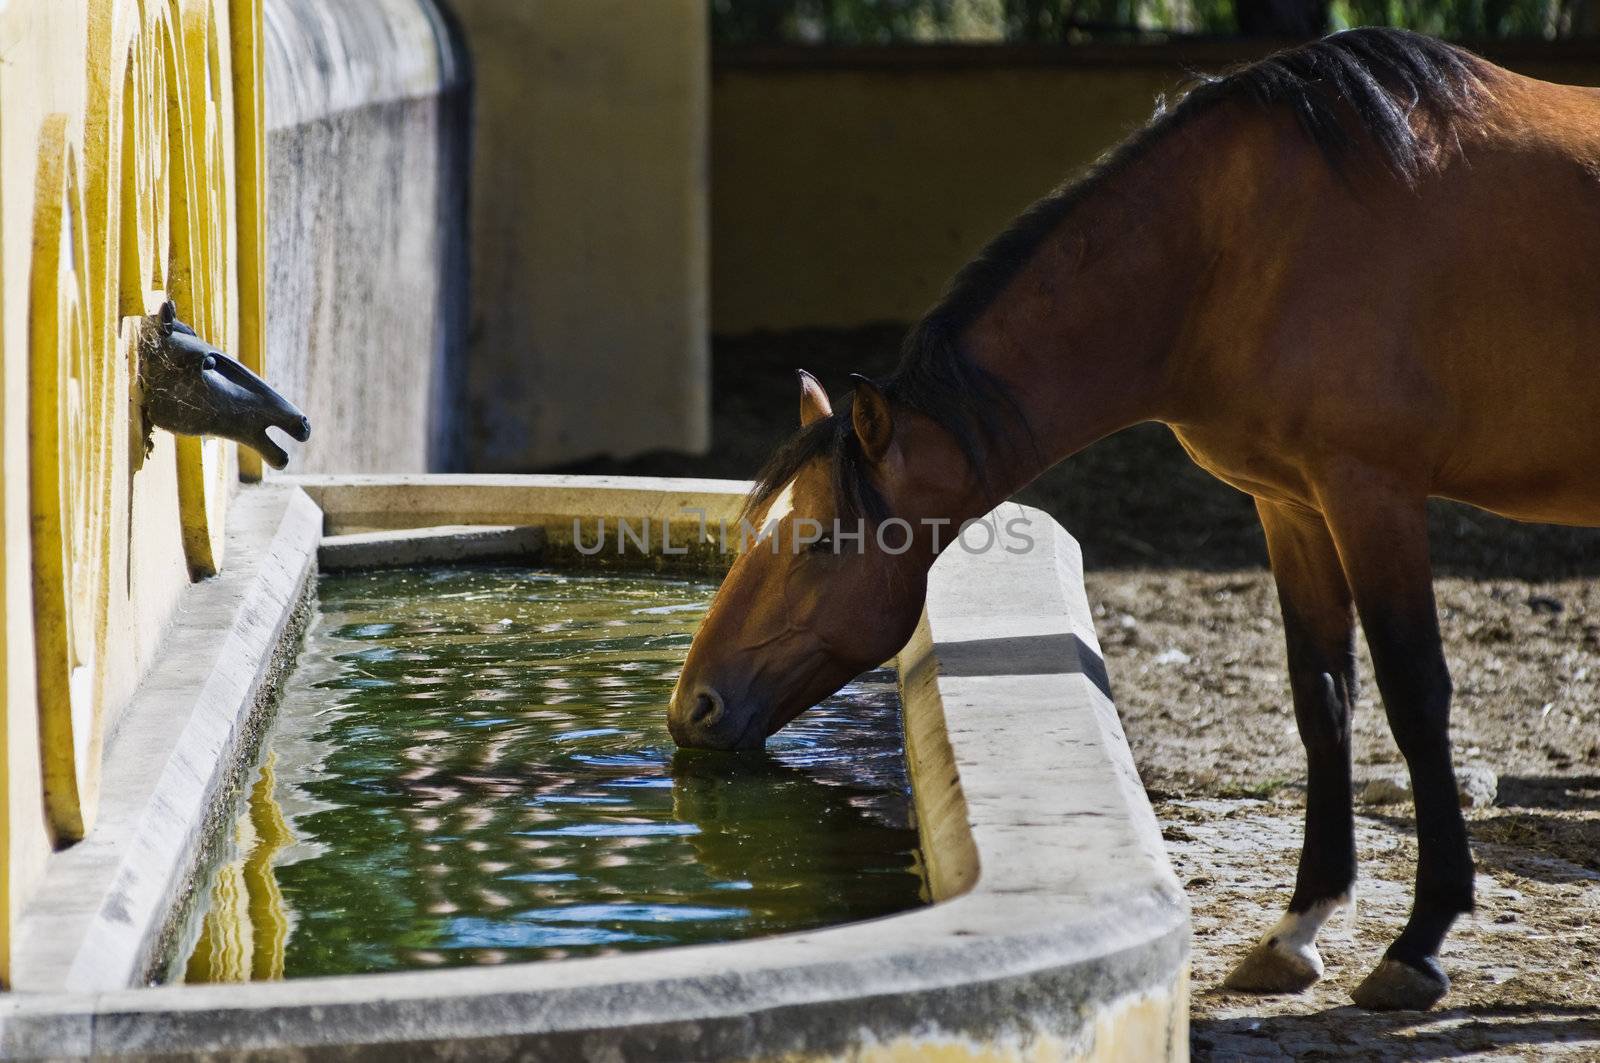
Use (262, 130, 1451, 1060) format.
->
(0, 0, 264, 985)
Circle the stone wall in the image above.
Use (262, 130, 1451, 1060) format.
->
(262, 0, 470, 474)
(262, 0, 714, 473)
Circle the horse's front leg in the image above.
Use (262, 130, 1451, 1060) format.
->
(1223, 499, 1358, 994)
(1321, 471, 1472, 1010)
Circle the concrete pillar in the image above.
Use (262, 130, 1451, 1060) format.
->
(444, 0, 711, 469)
(263, 0, 470, 475)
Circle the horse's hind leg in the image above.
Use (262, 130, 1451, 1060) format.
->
(1223, 499, 1357, 994)
(1321, 473, 1472, 1011)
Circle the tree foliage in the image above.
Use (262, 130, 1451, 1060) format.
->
(709, 0, 1600, 42)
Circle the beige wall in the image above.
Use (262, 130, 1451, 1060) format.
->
(711, 43, 1600, 333)
(0, 0, 264, 984)
(448, 0, 711, 469)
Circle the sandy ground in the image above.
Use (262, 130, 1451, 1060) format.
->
(1162, 795, 1600, 1060)
(562, 327, 1600, 1060)
(1093, 569, 1600, 1060)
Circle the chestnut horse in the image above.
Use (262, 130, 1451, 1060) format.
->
(668, 29, 1600, 1010)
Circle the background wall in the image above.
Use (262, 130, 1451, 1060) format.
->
(263, 0, 470, 474)
(711, 42, 1600, 333)
(446, 0, 711, 471)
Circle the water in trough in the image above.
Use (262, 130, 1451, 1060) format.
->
(173, 566, 925, 982)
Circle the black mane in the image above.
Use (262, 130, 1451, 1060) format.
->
(749, 28, 1488, 522)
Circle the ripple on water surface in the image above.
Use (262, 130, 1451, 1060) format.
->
(178, 566, 925, 981)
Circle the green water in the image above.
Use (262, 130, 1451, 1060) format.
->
(176, 566, 925, 982)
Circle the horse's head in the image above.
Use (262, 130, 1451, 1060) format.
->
(669, 370, 969, 751)
(139, 300, 311, 469)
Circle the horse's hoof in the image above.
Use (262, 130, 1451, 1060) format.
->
(1350, 957, 1449, 1011)
(1221, 937, 1324, 993)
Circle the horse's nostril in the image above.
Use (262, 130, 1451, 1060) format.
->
(295, 415, 312, 441)
(689, 690, 723, 726)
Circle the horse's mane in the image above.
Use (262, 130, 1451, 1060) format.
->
(748, 28, 1488, 523)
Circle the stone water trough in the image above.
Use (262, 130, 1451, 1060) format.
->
(0, 476, 1188, 1061)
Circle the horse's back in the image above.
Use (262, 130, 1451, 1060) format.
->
(1481, 63, 1600, 161)
(1205, 56, 1600, 526)
(1394, 66, 1600, 524)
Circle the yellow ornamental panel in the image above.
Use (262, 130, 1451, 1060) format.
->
(155, 1, 212, 577)
(28, 114, 110, 842)
(228, 0, 265, 483)
(24, 0, 256, 842)
(116, 2, 174, 312)
(167, 0, 239, 577)
(97, 0, 194, 728)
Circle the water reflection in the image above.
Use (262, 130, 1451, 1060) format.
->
(175, 566, 924, 981)
(183, 752, 294, 982)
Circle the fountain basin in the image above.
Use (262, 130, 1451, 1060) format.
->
(175, 564, 925, 981)
(1, 475, 1189, 1061)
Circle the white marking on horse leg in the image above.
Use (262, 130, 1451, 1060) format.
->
(1339, 885, 1358, 935)
(1261, 893, 1351, 960)
(1223, 893, 1351, 992)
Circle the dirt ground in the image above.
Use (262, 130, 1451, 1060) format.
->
(560, 327, 1600, 1060)
(1099, 568, 1600, 1060)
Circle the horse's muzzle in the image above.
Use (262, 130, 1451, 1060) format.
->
(667, 685, 764, 751)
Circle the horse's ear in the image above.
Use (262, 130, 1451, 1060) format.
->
(159, 300, 176, 333)
(797, 369, 832, 426)
(849, 373, 893, 464)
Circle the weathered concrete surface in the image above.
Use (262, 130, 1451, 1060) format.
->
(0, 484, 1187, 1061)
(8, 486, 321, 994)
(283, 472, 749, 534)
(291, 472, 753, 573)
(902, 507, 1190, 1054)
(448, 0, 711, 469)
(263, 0, 469, 473)
(318, 524, 545, 570)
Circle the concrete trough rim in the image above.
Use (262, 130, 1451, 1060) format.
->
(0, 476, 1188, 1060)
(0, 896, 1184, 1050)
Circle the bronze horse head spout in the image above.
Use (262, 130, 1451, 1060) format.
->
(139, 300, 311, 469)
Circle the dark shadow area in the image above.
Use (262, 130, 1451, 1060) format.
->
(1360, 803, 1600, 885)
(427, 0, 473, 472)
(1495, 774, 1600, 813)
(668, 749, 921, 891)
(1193, 1003, 1600, 1061)
(555, 327, 1600, 577)
(932, 632, 1112, 700)
(1470, 812, 1600, 884)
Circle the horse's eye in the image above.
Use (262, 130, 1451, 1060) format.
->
(807, 535, 834, 555)
(201, 353, 217, 372)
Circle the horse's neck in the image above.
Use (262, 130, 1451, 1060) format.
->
(954, 113, 1240, 512)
